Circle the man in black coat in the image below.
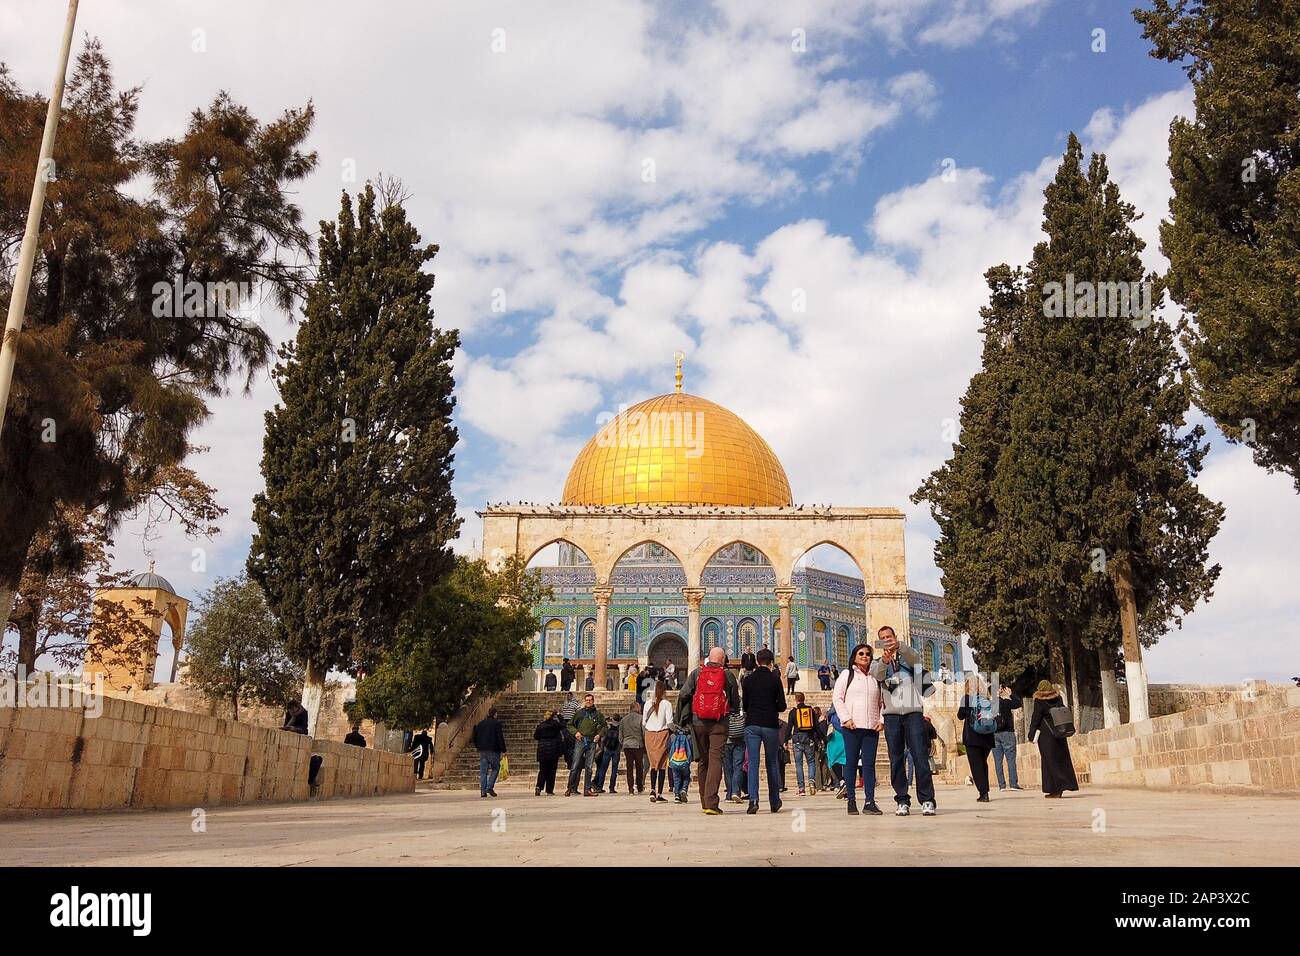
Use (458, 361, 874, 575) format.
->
(471, 708, 508, 797)
(741, 648, 786, 815)
(560, 658, 576, 691)
(410, 728, 433, 779)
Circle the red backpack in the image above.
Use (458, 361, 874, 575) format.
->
(693, 665, 729, 720)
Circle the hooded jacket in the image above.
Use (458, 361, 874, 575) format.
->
(868, 643, 927, 715)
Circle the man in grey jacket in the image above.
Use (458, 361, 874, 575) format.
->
(869, 625, 937, 816)
(618, 706, 645, 794)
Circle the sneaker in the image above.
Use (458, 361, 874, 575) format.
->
(864, 802, 883, 816)
(922, 801, 937, 816)
(1009, 785, 1025, 791)
(488, 790, 498, 797)
(770, 803, 782, 814)
(746, 802, 759, 814)
(809, 787, 817, 796)
(797, 788, 806, 796)
(702, 808, 722, 816)
(847, 801, 859, 816)
(895, 803, 910, 816)
(480, 793, 488, 798)
(998, 786, 1007, 791)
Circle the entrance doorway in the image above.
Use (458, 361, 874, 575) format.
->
(647, 633, 688, 679)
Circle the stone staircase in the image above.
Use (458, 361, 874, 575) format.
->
(435, 685, 892, 794)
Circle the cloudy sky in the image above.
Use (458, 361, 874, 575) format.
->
(4, 0, 1296, 683)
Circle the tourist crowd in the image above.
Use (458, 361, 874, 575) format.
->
(446, 624, 1081, 812)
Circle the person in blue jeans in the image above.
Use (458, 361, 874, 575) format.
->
(667, 727, 693, 802)
(742, 647, 786, 814)
(832, 643, 885, 815)
(471, 707, 507, 798)
(566, 694, 606, 796)
(592, 719, 622, 793)
(724, 709, 747, 802)
(870, 626, 937, 815)
(993, 684, 1023, 790)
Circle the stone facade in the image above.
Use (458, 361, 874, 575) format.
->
(482, 504, 911, 681)
(1014, 684, 1300, 794)
(0, 687, 413, 815)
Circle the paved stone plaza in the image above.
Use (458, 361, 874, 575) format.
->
(3, 782, 1297, 866)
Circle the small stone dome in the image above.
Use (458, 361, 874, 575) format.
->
(129, 567, 177, 594)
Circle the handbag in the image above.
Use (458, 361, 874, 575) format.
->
(499, 755, 510, 780)
(1046, 705, 1075, 739)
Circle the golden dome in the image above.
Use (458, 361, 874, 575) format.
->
(563, 391, 792, 507)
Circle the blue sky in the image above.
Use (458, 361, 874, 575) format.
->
(4, 0, 1296, 683)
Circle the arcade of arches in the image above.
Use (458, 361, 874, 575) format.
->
(481, 373, 963, 689)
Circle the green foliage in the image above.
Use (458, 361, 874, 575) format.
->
(0, 40, 317, 603)
(354, 556, 550, 729)
(1137, 0, 1300, 489)
(917, 133, 1223, 692)
(183, 574, 302, 721)
(914, 265, 1046, 684)
(248, 184, 461, 679)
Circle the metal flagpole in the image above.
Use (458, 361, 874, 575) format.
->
(0, 0, 80, 440)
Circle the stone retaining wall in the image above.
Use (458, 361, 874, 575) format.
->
(0, 686, 412, 815)
(1015, 685, 1300, 794)
(310, 739, 414, 799)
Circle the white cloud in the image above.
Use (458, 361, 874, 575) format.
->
(9, 2, 1289, 684)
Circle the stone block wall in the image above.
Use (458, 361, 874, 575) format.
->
(1, 687, 412, 815)
(1015, 685, 1300, 794)
(0, 692, 310, 814)
(310, 739, 414, 800)
(120, 679, 372, 745)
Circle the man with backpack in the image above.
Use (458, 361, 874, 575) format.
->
(678, 646, 741, 815)
(784, 692, 822, 796)
(593, 716, 623, 793)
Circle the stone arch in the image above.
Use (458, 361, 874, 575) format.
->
(611, 538, 687, 572)
(789, 538, 869, 581)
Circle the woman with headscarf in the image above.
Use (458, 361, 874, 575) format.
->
(1026, 680, 1079, 798)
(533, 709, 566, 796)
(642, 679, 674, 803)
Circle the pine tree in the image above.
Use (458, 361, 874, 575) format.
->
(1137, 0, 1300, 489)
(248, 185, 460, 732)
(0, 42, 316, 623)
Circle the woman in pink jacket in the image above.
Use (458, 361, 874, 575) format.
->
(832, 643, 886, 816)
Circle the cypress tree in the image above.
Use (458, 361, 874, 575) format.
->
(1137, 0, 1300, 489)
(248, 185, 460, 731)
(1006, 135, 1223, 723)
(914, 266, 1049, 689)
